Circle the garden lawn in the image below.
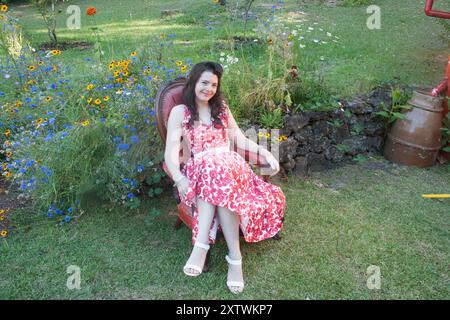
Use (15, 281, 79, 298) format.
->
(9, 0, 450, 97)
(1, 155, 449, 299)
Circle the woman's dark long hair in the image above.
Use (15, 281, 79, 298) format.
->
(182, 61, 226, 129)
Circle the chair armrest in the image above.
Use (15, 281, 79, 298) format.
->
(233, 145, 270, 168)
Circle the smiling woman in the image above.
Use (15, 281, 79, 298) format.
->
(164, 61, 286, 294)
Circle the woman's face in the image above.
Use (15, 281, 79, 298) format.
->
(194, 71, 218, 105)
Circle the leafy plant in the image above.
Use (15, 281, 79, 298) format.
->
(327, 119, 343, 128)
(30, 0, 67, 46)
(375, 86, 412, 124)
(259, 107, 284, 129)
(336, 143, 350, 153)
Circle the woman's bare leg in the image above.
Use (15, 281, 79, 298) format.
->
(184, 197, 216, 275)
(217, 206, 244, 293)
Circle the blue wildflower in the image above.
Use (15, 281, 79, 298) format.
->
(117, 143, 129, 151)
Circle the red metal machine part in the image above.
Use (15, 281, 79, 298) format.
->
(425, 0, 450, 159)
(425, 0, 449, 117)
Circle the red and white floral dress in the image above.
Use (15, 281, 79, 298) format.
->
(180, 104, 286, 245)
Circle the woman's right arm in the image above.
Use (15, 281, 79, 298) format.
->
(164, 105, 186, 184)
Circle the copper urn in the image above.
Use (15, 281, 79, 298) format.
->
(384, 90, 444, 167)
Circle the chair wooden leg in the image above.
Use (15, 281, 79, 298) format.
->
(272, 231, 282, 240)
(174, 217, 183, 229)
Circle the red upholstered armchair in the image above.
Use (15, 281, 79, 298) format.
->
(154, 77, 273, 271)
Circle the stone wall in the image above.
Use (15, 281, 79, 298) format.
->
(276, 85, 396, 175)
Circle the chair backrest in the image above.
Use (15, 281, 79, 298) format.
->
(155, 77, 190, 166)
(155, 77, 187, 143)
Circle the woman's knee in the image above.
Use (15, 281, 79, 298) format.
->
(197, 197, 216, 213)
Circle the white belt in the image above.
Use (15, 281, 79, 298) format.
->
(193, 145, 230, 159)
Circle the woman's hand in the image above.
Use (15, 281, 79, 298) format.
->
(261, 149, 280, 176)
(175, 176, 189, 198)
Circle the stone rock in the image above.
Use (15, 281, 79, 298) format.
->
(303, 111, 328, 121)
(367, 136, 384, 152)
(342, 136, 370, 156)
(345, 98, 373, 115)
(324, 145, 345, 163)
(294, 127, 313, 146)
(312, 120, 332, 138)
(281, 158, 296, 171)
(279, 138, 298, 163)
(294, 156, 308, 176)
(306, 153, 330, 171)
(363, 119, 385, 136)
(296, 144, 310, 156)
(368, 85, 393, 110)
(284, 113, 310, 135)
(310, 137, 332, 153)
(329, 124, 350, 144)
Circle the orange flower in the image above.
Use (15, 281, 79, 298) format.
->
(86, 7, 96, 16)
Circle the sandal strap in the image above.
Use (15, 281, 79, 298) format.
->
(227, 281, 244, 288)
(225, 255, 242, 265)
(194, 242, 210, 251)
(183, 264, 203, 276)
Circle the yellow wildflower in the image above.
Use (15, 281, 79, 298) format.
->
(4, 129, 11, 137)
(103, 96, 110, 102)
(81, 120, 90, 127)
(0, 230, 7, 237)
(176, 60, 183, 66)
(181, 65, 187, 73)
(28, 65, 36, 71)
(86, 83, 94, 90)
(44, 96, 52, 102)
(4, 172, 11, 178)
(94, 99, 101, 105)
(0, 5, 7, 12)
(51, 50, 61, 55)
(130, 51, 137, 57)
(87, 97, 93, 104)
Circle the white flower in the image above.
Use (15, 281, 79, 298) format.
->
(327, 32, 332, 37)
(219, 57, 224, 63)
(321, 41, 328, 44)
(299, 36, 304, 40)
(313, 39, 319, 43)
(220, 52, 225, 57)
(319, 28, 323, 31)
(308, 27, 314, 31)
(299, 44, 306, 49)
(320, 56, 325, 61)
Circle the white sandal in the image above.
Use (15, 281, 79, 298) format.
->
(183, 242, 210, 277)
(225, 255, 244, 294)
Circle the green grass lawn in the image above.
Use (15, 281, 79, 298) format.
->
(9, 0, 450, 97)
(1, 155, 448, 299)
(1, 0, 449, 299)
